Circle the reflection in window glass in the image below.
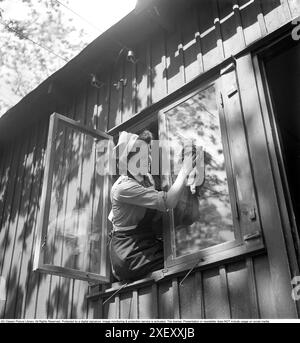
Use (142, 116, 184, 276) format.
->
(165, 85, 234, 257)
(44, 122, 107, 275)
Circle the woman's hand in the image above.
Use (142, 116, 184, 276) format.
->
(165, 148, 202, 209)
(180, 148, 201, 179)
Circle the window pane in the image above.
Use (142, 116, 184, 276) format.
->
(44, 121, 108, 275)
(165, 85, 235, 257)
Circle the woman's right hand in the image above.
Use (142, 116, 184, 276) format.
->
(180, 148, 201, 178)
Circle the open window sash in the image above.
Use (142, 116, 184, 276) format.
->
(33, 113, 113, 282)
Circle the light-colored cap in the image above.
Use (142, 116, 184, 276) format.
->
(114, 131, 139, 171)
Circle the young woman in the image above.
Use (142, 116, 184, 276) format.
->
(109, 130, 199, 282)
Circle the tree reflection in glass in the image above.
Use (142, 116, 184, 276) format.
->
(165, 85, 234, 257)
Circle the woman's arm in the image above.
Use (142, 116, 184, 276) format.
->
(165, 152, 199, 209)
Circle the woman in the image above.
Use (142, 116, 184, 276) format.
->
(109, 130, 199, 282)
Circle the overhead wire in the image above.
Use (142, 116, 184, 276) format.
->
(52, 0, 133, 51)
(0, 18, 69, 62)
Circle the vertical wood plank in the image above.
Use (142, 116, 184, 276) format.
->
(97, 74, 111, 132)
(0, 148, 11, 227)
(123, 57, 136, 122)
(136, 41, 151, 112)
(195, 271, 204, 319)
(197, 0, 219, 71)
(280, 0, 293, 19)
(151, 30, 167, 103)
(23, 120, 49, 319)
(181, 5, 204, 83)
(87, 297, 102, 319)
(261, 0, 287, 33)
(219, 265, 231, 318)
(246, 257, 260, 318)
(158, 280, 173, 319)
(0, 134, 29, 318)
(219, 0, 245, 57)
(238, 0, 263, 45)
(212, 0, 225, 60)
(19, 122, 47, 318)
(288, 0, 300, 17)
(132, 290, 138, 319)
(71, 279, 88, 319)
(138, 285, 157, 319)
(202, 268, 229, 319)
(103, 297, 116, 319)
(108, 60, 123, 129)
(255, 0, 268, 37)
(172, 278, 180, 319)
(115, 294, 120, 319)
(226, 261, 253, 318)
(253, 254, 277, 318)
(9, 125, 40, 318)
(120, 292, 136, 319)
(4, 129, 36, 318)
(178, 272, 203, 319)
(85, 84, 99, 129)
(233, 0, 247, 48)
(152, 283, 158, 319)
(165, 23, 185, 94)
(0, 141, 21, 275)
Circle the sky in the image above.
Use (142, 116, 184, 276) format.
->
(0, 0, 137, 116)
(4, 0, 137, 40)
(57, 0, 138, 40)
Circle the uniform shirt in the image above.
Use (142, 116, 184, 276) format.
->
(110, 174, 168, 231)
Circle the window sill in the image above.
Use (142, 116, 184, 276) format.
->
(87, 241, 265, 301)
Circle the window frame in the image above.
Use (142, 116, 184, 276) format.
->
(158, 76, 245, 269)
(33, 112, 112, 283)
(108, 72, 264, 277)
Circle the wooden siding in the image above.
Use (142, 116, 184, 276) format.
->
(0, 0, 299, 319)
(89, 253, 277, 319)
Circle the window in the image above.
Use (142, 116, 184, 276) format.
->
(160, 83, 238, 265)
(158, 71, 264, 270)
(34, 113, 112, 282)
(35, 66, 264, 283)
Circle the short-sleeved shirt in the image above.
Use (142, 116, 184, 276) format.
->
(110, 174, 168, 230)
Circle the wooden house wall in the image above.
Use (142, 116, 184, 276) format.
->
(0, 0, 300, 319)
(88, 254, 276, 319)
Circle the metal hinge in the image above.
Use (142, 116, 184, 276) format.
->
(41, 235, 47, 249)
(243, 231, 261, 241)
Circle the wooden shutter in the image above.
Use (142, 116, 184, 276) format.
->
(220, 60, 262, 246)
(33, 113, 112, 282)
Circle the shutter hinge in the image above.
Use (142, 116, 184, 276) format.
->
(41, 235, 47, 249)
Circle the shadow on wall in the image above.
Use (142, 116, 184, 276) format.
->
(0, 0, 288, 319)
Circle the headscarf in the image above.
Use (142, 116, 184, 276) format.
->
(114, 131, 139, 175)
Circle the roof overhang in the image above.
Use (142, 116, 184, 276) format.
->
(0, 0, 187, 143)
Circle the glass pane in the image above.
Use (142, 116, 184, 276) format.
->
(44, 120, 108, 274)
(165, 85, 235, 257)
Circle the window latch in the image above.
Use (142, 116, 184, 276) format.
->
(248, 207, 257, 221)
(243, 231, 261, 242)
